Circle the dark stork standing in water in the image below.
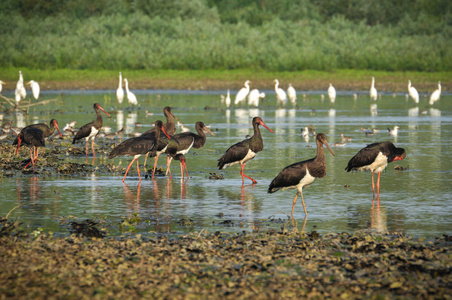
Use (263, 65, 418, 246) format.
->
(165, 121, 215, 178)
(13, 127, 45, 171)
(141, 106, 177, 177)
(218, 117, 273, 184)
(72, 103, 110, 163)
(13, 119, 63, 166)
(268, 133, 335, 217)
(345, 141, 406, 205)
(108, 120, 171, 183)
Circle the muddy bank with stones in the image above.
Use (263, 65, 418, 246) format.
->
(0, 220, 451, 299)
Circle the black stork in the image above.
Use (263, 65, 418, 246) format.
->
(345, 141, 406, 205)
(165, 121, 215, 178)
(72, 103, 110, 163)
(268, 133, 335, 217)
(13, 127, 45, 171)
(218, 116, 273, 184)
(13, 119, 63, 162)
(141, 106, 177, 176)
(108, 120, 171, 183)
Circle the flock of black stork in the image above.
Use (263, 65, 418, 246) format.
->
(13, 103, 406, 218)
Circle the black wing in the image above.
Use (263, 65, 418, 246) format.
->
(268, 161, 308, 193)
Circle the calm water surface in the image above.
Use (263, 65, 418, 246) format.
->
(1, 89, 451, 238)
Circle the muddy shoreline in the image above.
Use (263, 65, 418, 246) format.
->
(1, 225, 451, 299)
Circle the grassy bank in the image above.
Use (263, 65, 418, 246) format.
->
(0, 68, 450, 92)
(1, 226, 451, 299)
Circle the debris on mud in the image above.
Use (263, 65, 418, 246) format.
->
(209, 172, 224, 180)
(0, 230, 451, 298)
(69, 219, 106, 238)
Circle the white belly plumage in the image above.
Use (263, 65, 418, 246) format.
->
(86, 126, 99, 141)
(281, 169, 316, 192)
(223, 149, 256, 169)
(358, 152, 388, 173)
(178, 138, 194, 155)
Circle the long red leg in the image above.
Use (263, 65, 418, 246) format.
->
(166, 156, 173, 178)
(136, 159, 141, 182)
(240, 163, 257, 184)
(143, 152, 149, 169)
(91, 138, 96, 164)
(15, 137, 22, 155)
(376, 172, 381, 206)
(152, 153, 160, 179)
(291, 192, 298, 216)
(122, 157, 137, 183)
(183, 161, 189, 179)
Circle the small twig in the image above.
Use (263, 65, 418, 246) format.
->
(6, 205, 21, 219)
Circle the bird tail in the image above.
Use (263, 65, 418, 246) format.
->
(217, 157, 225, 170)
(267, 185, 279, 194)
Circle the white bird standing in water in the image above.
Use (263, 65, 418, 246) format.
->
(274, 79, 287, 105)
(370, 77, 377, 101)
(0, 80, 5, 94)
(407, 80, 419, 104)
(328, 83, 336, 103)
(234, 80, 250, 105)
(287, 83, 297, 105)
(429, 81, 441, 105)
(124, 78, 138, 105)
(15, 71, 26, 103)
(116, 72, 124, 104)
(26, 80, 40, 100)
(248, 89, 265, 107)
(225, 89, 231, 108)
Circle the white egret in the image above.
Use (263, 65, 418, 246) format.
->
(429, 81, 441, 105)
(328, 83, 336, 103)
(0, 80, 5, 94)
(27, 80, 40, 100)
(225, 89, 231, 108)
(370, 77, 377, 101)
(274, 79, 287, 105)
(287, 83, 297, 105)
(407, 80, 419, 103)
(248, 89, 265, 107)
(124, 78, 138, 105)
(15, 71, 26, 103)
(234, 80, 250, 105)
(116, 72, 124, 104)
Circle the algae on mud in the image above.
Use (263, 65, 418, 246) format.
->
(0, 222, 451, 299)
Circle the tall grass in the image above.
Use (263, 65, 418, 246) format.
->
(0, 9, 450, 72)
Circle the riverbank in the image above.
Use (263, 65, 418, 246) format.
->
(0, 223, 451, 299)
(0, 68, 450, 92)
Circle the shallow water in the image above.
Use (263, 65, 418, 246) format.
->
(1, 90, 451, 238)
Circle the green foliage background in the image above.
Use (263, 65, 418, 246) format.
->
(0, 0, 451, 71)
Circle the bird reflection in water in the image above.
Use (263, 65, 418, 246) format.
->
(369, 205, 387, 234)
(122, 182, 141, 214)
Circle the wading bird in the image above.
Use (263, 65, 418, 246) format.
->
(27, 80, 40, 100)
(248, 89, 265, 107)
(218, 117, 273, 184)
(234, 80, 250, 105)
(165, 121, 215, 178)
(429, 81, 441, 105)
(287, 83, 297, 105)
(274, 79, 287, 105)
(116, 72, 124, 104)
(345, 141, 406, 205)
(15, 71, 26, 104)
(268, 133, 335, 217)
(370, 77, 378, 101)
(141, 106, 177, 177)
(13, 127, 45, 171)
(124, 78, 137, 106)
(73, 103, 110, 163)
(109, 120, 171, 183)
(328, 83, 336, 103)
(0, 80, 5, 94)
(408, 80, 419, 104)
